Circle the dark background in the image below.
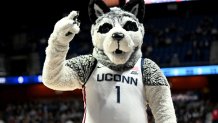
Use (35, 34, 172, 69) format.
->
(0, 0, 218, 123)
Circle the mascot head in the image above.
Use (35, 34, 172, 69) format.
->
(88, 0, 145, 71)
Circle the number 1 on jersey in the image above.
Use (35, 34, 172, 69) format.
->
(115, 86, 120, 103)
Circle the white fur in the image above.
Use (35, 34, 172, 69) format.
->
(94, 4, 105, 17)
(91, 7, 144, 64)
(42, 11, 82, 91)
(43, 34, 82, 91)
(42, 7, 177, 123)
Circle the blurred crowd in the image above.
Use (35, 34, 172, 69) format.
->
(0, 92, 218, 123)
(0, 11, 218, 76)
(0, 99, 84, 123)
(142, 15, 218, 67)
(1, 12, 218, 76)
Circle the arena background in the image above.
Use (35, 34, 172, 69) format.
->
(0, 0, 218, 123)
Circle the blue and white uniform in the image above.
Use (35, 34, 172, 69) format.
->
(82, 58, 148, 123)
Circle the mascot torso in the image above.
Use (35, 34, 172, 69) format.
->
(83, 58, 147, 123)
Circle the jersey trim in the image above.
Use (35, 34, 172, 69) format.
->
(83, 59, 97, 86)
(82, 86, 87, 123)
(141, 58, 145, 85)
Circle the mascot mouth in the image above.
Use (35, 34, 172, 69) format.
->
(113, 49, 123, 54)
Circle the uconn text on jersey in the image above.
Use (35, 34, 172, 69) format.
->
(97, 73, 138, 86)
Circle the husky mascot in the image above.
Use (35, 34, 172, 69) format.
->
(42, 0, 177, 122)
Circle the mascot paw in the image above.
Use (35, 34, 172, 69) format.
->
(53, 11, 80, 44)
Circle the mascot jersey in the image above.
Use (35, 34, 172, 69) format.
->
(82, 58, 147, 123)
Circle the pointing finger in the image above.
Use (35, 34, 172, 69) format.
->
(67, 11, 79, 20)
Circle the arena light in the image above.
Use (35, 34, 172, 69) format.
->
(2, 75, 42, 85)
(161, 65, 218, 77)
(37, 75, 42, 82)
(0, 77, 6, 84)
(126, 0, 192, 4)
(18, 76, 24, 84)
(0, 65, 217, 84)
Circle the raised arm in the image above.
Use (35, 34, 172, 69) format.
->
(142, 58, 177, 123)
(42, 11, 95, 91)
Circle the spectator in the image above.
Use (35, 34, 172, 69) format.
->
(0, 111, 4, 123)
(212, 104, 218, 123)
(170, 53, 180, 66)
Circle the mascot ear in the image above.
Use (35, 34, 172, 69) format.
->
(119, 0, 126, 7)
(88, 0, 110, 24)
(123, 0, 145, 23)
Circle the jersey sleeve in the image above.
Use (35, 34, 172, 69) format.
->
(42, 33, 96, 91)
(142, 58, 177, 123)
(66, 55, 97, 83)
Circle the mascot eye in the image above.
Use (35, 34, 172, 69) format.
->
(123, 21, 138, 31)
(98, 23, 113, 34)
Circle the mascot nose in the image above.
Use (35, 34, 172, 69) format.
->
(112, 32, 124, 41)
